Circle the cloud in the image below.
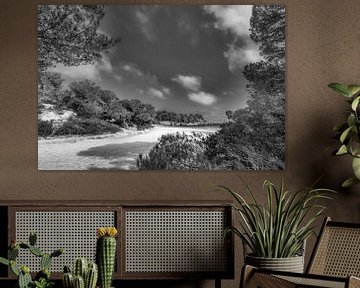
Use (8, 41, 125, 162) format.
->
(172, 75, 202, 92)
(204, 5, 262, 72)
(52, 54, 113, 82)
(122, 63, 143, 77)
(224, 43, 262, 71)
(178, 15, 199, 46)
(188, 92, 217, 106)
(204, 5, 253, 37)
(148, 88, 166, 99)
(114, 60, 171, 101)
(134, 8, 157, 41)
(162, 87, 170, 95)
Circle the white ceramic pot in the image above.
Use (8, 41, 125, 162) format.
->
(245, 254, 305, 273)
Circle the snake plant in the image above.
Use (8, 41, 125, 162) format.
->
(221, 178, 335, 258)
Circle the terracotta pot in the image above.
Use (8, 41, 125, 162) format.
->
(245, 254, 305, 273)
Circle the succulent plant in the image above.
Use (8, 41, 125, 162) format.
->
(0, 232, 63, 288)
(62, 259, 98, 288)
(96, 227, 118, 288)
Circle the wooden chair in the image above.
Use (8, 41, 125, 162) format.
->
(241, 217, 360, 288)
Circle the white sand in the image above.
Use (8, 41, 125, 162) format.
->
(38, 125, 219, 170)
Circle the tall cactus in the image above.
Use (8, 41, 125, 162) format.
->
(96, 227, 118, 288)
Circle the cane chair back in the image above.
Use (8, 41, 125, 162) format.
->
(307, 217, 360, 278)
(241, 218, 360, 288)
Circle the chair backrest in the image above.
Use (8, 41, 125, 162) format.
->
(307, 217, 360, 277)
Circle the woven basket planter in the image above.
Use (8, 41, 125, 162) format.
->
(245, 254, 305, 273)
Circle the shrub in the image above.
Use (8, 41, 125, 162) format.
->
(38, 119, 54, 136)
(137, 132, 211, 170)
(54, 118, 120, 135)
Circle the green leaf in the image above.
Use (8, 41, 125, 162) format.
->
(352, 157, 360, 179)
(333, 122, 348, 132)
(342, 177, 360, 188)
(0, 257, 9, 266)
(29, 232, 37, 246)
(336, 145, 348, 155)
(10, 261, 20, 276)
(351, 96, 360, 111)
(340, 126, 352, 143)
(328, 83, 350, 97)
(347, 114, 356, 128)
(347, 85, 360, 97)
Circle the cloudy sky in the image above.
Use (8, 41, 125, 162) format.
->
(55, 5, 261, 123)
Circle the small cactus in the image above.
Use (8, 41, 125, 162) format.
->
(41, 253, 52, 270)
(63, 259, 98, 288)
(63, 272, 74, 288)
(18, 269, 32, 288)
(96, 227, 118, 288)
(29, 232, 37, 246)
(9, 246, 19, 260)
(85, 263, 98, 288)
(0, 232, 63, 288)
(74, 275, 85, 288)
(29, 245, 44, 257)
(74, 258, 87, 279)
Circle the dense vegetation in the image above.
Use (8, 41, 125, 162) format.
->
(156, 111, 205, 125)
(137, 133, 211, 170)
(39, 77, 157, 136)
(38, 5, 118, 71)
(38, 75, 206, 136)
(137, 5, 285, 170)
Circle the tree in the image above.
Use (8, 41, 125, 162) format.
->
(38, 5, 118, 71)
(205, 5, 285, 170)
(137, 133, 211, 170)
(120, 100, 156, 129)
(38, 71, 65, 105)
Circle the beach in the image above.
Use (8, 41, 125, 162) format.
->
(38, 125, 219, 170)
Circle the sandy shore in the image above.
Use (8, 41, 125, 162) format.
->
(38, 125, 219, 170)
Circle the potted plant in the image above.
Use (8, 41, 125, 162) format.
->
(328, 83, 360, 187)
(221, 179, 334, 273)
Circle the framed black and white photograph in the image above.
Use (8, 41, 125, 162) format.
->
(38, 5, 285, 170)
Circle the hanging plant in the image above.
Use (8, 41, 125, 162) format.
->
(328, 83, 360, 187)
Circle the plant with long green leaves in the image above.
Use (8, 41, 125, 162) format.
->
(328, 83, 360, 187)
(221, 179, 335, 258)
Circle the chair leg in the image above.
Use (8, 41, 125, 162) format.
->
(349, 276, 360, 288)
(240, 265, 255, 288)
(240, 265, 296, 288)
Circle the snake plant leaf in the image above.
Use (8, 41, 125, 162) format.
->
(351, 96, 360, 111)
(342, 177, 360, 188)
(328, 83, 351, 97)
(347, 85, 360, 97)
(352, 157, 360, 179)
(340, 126, 353, 143)
(336, 144, 348, 155)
